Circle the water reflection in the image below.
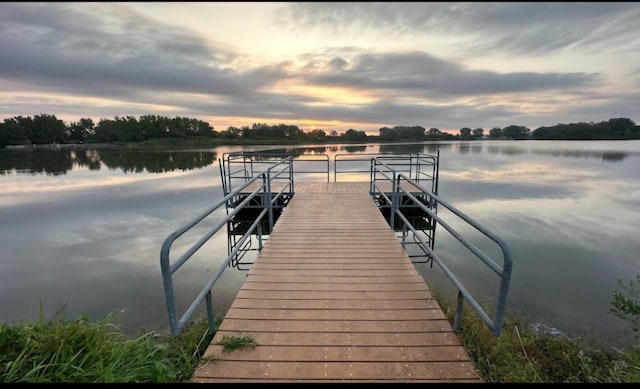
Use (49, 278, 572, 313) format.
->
(343, 145, 367, 153)
(0, 149, 217, 175)
(531, 149, 627, 162)
(0, 149, 75, 176)
(379, 143, 425, 154)
(486, 144, 528, 155)
(485, 143, 629, 161)
(1, 140, 639, 348)
(0, 142, 631, 178)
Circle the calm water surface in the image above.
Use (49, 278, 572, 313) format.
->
(0, 141, 638, 348)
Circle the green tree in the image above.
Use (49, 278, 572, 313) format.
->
(221, 126, 241, 139)
(29, 114, 67, 144)
(502, 125, 530, 139)
(307, 129, 326, 141)
(66, 118, 94, 143)
(342, 128, 368, 141)
(93, 118, 119, 142)
(472, 128, 484, 139)
(608, 118, 636, 138)
(459, 127, 472, 139)
(0, 119, 28, 146)
(488, 127, 503, 138)
(379, 127, 397, 141)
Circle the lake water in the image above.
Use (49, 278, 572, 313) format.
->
(0, 140, 638, 348)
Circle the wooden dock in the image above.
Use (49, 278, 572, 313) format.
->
(193, 182, 480, 382)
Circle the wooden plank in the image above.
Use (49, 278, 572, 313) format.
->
(217, 319, 453, 332)
(223, 308, 446, 321)
(211, 330, 461, 347)
(250, 263, 416, 270)
(195, 361, 477, 381)
(243, 269, 420, 277)
(245, 275, 426, 283)
(240, 282, 429, 291)
(201, 345, 469, 362)
(229, 299, 436, 309)
(234, 289, 432, 300)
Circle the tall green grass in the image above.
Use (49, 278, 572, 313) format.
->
(0, 307, 216, 383)
(433, 290, 640, 383)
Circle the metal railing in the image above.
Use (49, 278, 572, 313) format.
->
(371, 158, 512, 337)
(335, 152, 439, 187)
(220, 152, 329, 196)
(334, 153, 392, 182)
(160, 159, 294, 336)
(370, 153, 438, 195)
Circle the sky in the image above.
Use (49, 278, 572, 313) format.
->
(1, 2, 639, 134)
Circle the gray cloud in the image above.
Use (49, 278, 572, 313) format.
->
(283, 2, 640, 55)
(302, 51, 597, 98)
(0, 3, 258, 99)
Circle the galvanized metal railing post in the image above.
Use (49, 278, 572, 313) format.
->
(289, 157, 295, 194)
(369, 158, 374, 194)
(453, 290, 464, 332)
(401, 223, 407, 247)
(390, 170, 397, 230)
(265, 172, 274, 231)
(205, 290, 216, 334)
(434, 150, 440, 195)
(159, 249, 179, 337)
(492, 244, 513, 336)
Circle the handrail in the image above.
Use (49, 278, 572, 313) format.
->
(160, 159, 293, 336)
(371, 158, 512, 336)
(221, 152, 329, 194)
(335, 153, 414, 182)
(336, 153, 438, 189)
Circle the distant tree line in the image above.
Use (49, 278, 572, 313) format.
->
(1, 114, 638, 147)
(0, 114, 217, 147)
(380, 118, 639, 141)
(530, 118, 639, 140)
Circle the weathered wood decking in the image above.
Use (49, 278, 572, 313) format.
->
(193, 182, 480, 382)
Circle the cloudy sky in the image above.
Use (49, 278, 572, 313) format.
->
(1, 2, 639, 134)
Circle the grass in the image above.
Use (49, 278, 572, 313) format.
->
(0, 307, 218, 383)
(432, 289, 640, 383)
(217, 334, 257, 353)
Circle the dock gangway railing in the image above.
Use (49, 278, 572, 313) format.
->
(160, 157, 294, 336)
(371, 157, 512, 337)
(220, 151, 330, 198)
(334, 152, 438, 191)
(219, 152, 331, 269)
(369, 153, 439, 264)
(222, 151, 439, 189)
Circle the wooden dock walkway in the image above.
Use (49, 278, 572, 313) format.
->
(192, 182, 480, 382)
